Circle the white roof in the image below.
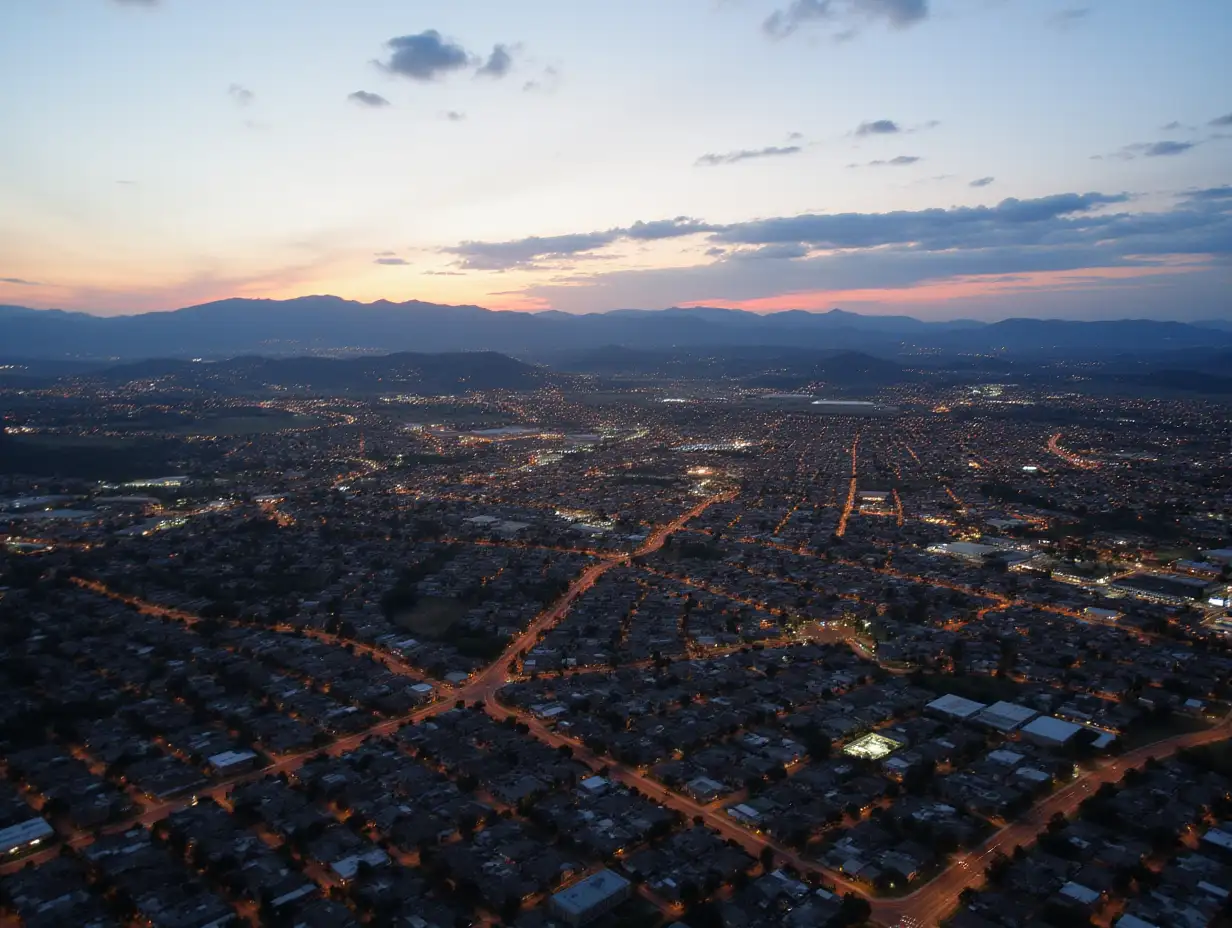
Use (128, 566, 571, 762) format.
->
(926, 693, 987, 719)
(1021, 715, 1084, 744)
(987, 749, 1025, 766)
(976, 701, 1038, 731)
(208, 749, 257, 768)
(1202, 828, 1232, 851)
(1060, 882, 1101, 905)
(0, 818, 54, 854)
(330, 848, 390, 880)
(552, 869, 630, 915)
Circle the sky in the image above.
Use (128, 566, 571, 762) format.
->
(0, 0, 1230, 320)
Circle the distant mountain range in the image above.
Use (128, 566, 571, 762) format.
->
(2, 296, 1231, 361)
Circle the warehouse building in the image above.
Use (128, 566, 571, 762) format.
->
(550, 870, 632, 926)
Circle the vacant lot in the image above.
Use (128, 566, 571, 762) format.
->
(394, 597, 468, 638)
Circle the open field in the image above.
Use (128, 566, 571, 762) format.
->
(394, 596, 468, 638)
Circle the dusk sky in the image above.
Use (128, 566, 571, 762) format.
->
(1, 0, 1230, 319)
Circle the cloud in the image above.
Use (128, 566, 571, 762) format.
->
(516, 191, 1232, 315)
(477, 44, 514, 78)
(228, 84, 254, 106)
(627, 218, 719, 240)
(733, 243, 811, 260)
(445, 218, 717, 270)
(443, 192, 1180, 276)
(442, 110, 466, 122)
(111, 0, 158, 6)
(695, 145, 802, 167)
(1111, 139, 1198, 160)
(713, 192, 1132, 249)
(1210, 113, 1232, 128)
(375, 257, 410, 266)
(0, 277, 40, 286)
(1049, 7, 1090, 28)
(523, 66, 561, 94)
(447, 232, 619, 270)
(1143, 140, 1196, 157)
(348, 90, 391, 107)
(1183, 185, 1232, 203)
(378, 30, 472, 81)
(764, 0, 928, 40)
(856, 119, 899, 136)
(865, 155, 920, 166)
(970, 176, 995, 188)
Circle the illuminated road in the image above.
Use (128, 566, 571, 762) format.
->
(1046, 432, 1099, 470)
(872, 714, 1232, 927)
(836, 431, 861, 538)
(446, 490, 738, 707)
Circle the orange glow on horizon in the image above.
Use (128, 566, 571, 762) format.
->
(678, 262, 1210, 313)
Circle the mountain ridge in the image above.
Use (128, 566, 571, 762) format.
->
(2, 296, 1230, 361)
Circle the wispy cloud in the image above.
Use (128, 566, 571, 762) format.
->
(1049, 7, 1091, 29)
(0, 277, 41, 286)
(348, 90, 391, 107)
(523, 66, 562, 94)
(970, 176, 995, 188)
(228, 84, 255, 106)
(856, 119, 899, 136)
(851, 155, 921, 167)
(441, 110, 466, 122)
(1112, 139, 1197, 160)
(696, 145, 802, 167)
(765, 0, 929, 41)
(374, 257, 410, 266)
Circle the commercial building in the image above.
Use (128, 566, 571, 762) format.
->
(1109, 572, 1218, 605)
(550, 869, 632, 926)
(975, 701, 1038, 733)
(1020, 715, 1084, 747)
(843, 732, 904, 760)
(926, 694, 987, 721)
(0, 818, 54, 856)
(207, 750, 259, 776)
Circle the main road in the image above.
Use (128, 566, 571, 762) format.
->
(450, 490, 738, 707)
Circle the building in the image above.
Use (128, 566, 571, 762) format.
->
(975, 701, 1038, 733)
(406, 682, 435, 704)
(685, 776, 727, 803)
(1020, 715, 1084, 747)
(207, 750, 259, 776)
(926, 694, 987, 722)
(0, 818, 54, 857)
(1109, 572, 1218, 605)
(550, 870, 632, 926)
(843, 732, 904, 760)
